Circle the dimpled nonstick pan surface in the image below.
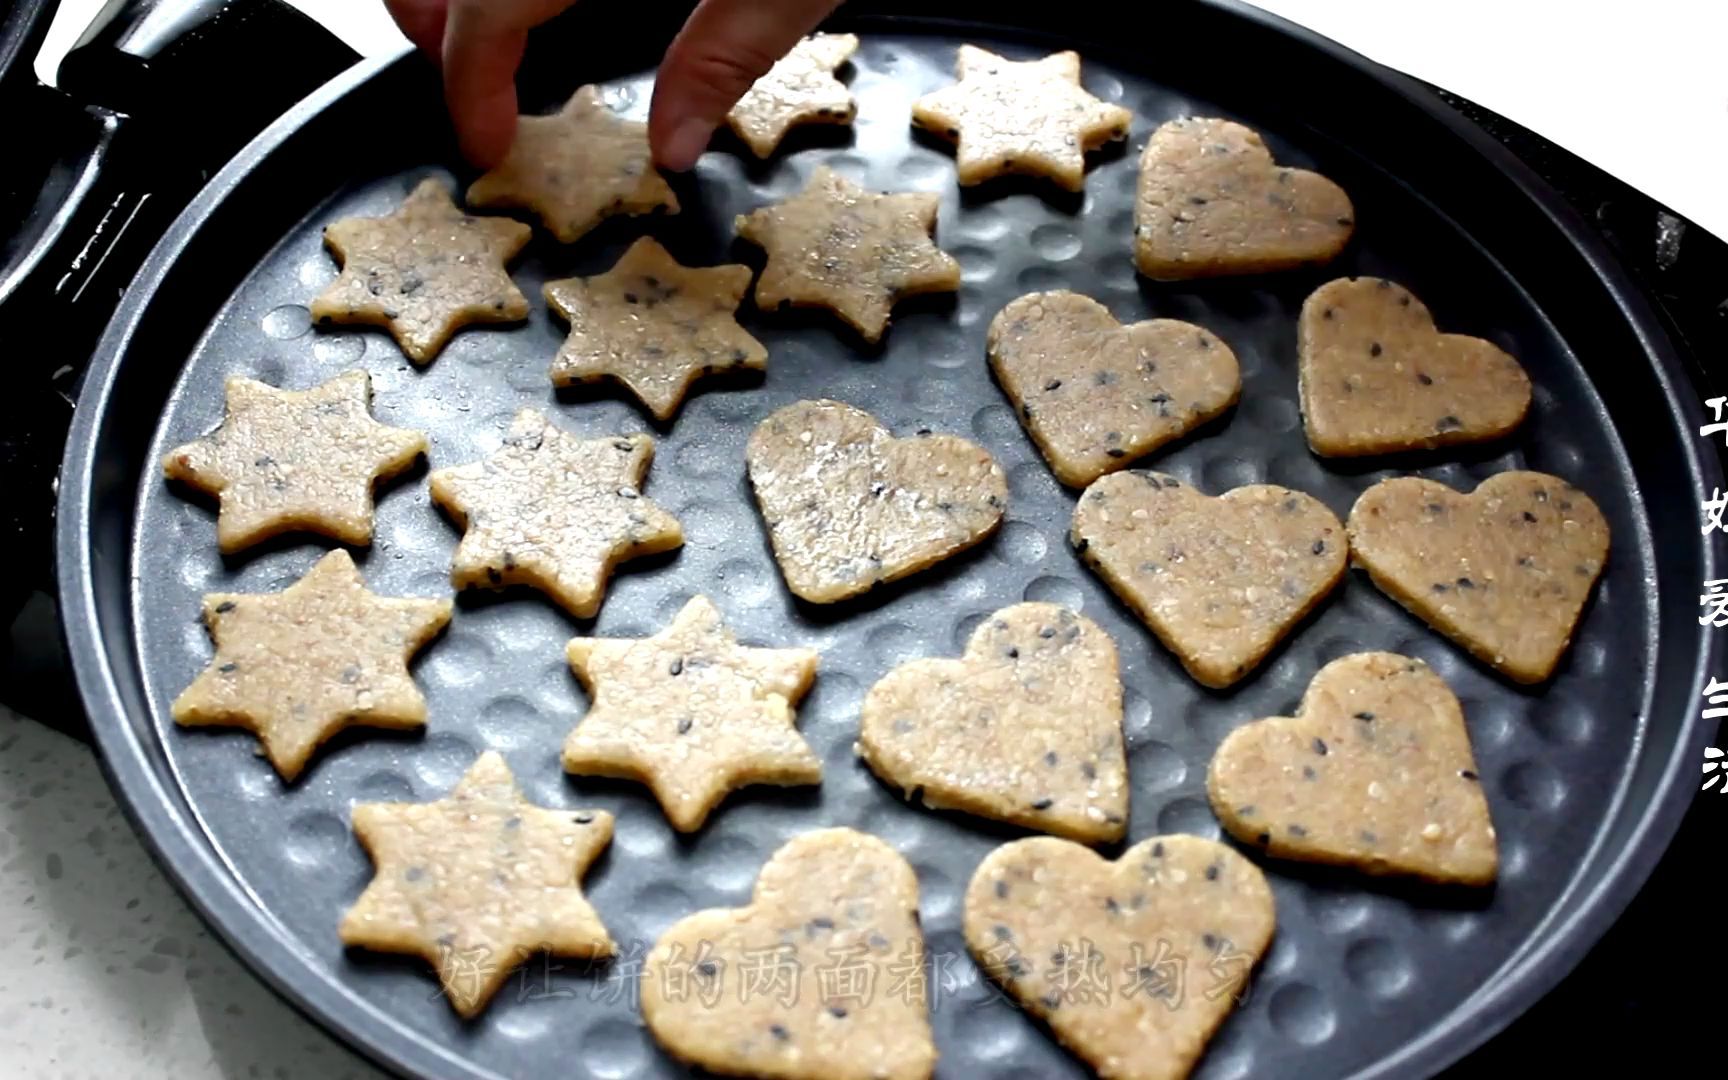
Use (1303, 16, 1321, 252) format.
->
(57, 3, 1721, 1079)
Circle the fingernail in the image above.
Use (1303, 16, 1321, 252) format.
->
(660, 117, 714, 172)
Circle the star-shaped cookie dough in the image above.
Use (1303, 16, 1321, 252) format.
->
(340, 751, 615, 1018)
(163, 370, 427, 553)
(466, 85, 680, 244)
(544, 237, 766, 421)
(428, 408, 684, 618)
(726, 32, 859, 157)
(912, 45, 1132, 191)
(311, 178, 531, 363)
(171, 549, 451, 781)
(734, 165, 960, 343)
(563, 596, 821, 832)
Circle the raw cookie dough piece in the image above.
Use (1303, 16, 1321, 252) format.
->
(1347, 471, 1609, 683)
(965, 835, 1274, 1080)
(1298, 276, 1532, 456)
(911, 45, 1132, 192)
(544, 236, 765, 421)
(311, 177, 531, 363)
(1134, 117, 1354, 281)
(340, 751, 614, 1018)
(734, 166, 961, 343)
(466, 85, 679, 244)
(987, 291, 1241, 487)
(563, 595, 821, 832)
(171, 549, 450, 781)
(162, 370, 426, 553)
(428, 408, 683, 618)
(1071, 471, 1346, 689)
(745, 399, 1007, 603)
(642, 828, 937, 1080)
(727, 33, 859, 157)
(1208, 652, 1498, 885)
(858, 602, 1128, 844)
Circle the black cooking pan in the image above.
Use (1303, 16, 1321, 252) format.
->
(53, 1, 1722, 1078)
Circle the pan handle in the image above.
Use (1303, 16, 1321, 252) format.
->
(57, 0, 250, 114)
(1425, 85, 1728, 406)
(0, 0, 360, 740)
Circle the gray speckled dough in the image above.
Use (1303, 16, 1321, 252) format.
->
(745, 399, 1007, 603)
(857, 602, 1129, 844)
(1072, 471, 1347, 689)
(1298, 277, 1531, 456)
(1134, 117, 1354, 281)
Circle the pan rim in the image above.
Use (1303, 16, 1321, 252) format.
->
(54, 4, 1719, 1079)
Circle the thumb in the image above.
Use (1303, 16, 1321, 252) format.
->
(441, 7, 531, 168)
(440, 0, 579, 169)
(649, 0, 843, 171)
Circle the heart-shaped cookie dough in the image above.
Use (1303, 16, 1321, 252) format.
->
(1209, 652, 1497, 885)
(746, 399, 1007, 603)
(965, 835, 1274, 1080)
(1134, 117, 1354, 281)
(1299, 277, 1532, 456)
(1072, 471, 1347, 688)
(1347, 470, 1609, 683)
(642, 828, 936, 1080)
(858, 602, 1128, 844)
(987, 291, 1241, 488)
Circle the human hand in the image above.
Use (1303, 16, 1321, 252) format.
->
(384, 0, 846, 171)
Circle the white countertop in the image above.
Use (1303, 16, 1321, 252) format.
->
(5, 2, 1723, 1078)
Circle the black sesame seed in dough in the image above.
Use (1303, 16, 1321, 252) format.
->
(1313, 737, 1328, 756)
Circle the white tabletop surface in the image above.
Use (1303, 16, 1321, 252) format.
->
(6, 2, 1723, 1078)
